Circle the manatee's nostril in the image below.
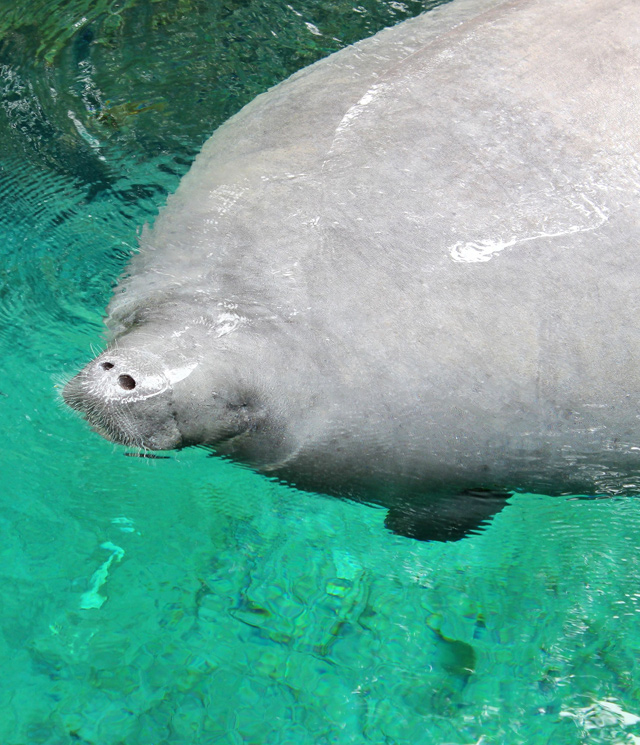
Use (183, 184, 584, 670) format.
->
(118, 374, 136, 390)
(100, 361, 115, 371)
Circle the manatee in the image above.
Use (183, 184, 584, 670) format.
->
(63, 0, 640, 541)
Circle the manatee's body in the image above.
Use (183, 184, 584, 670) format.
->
(65, 0, 640, 539)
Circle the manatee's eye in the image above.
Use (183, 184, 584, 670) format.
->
(100, 361, 115, 370)
(118, 374, 136, 390)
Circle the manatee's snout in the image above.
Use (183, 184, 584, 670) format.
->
(63, 350, 169, 409)
(63, 349, 183, 450)
(88, 360, 139, 396)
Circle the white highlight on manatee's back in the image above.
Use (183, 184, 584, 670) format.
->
(449, 190, 610, 262)
(166, 308, 249, 340)
(165, 362, 198, 385)
(332, 84, 384, 140)
(206, 184, 248, 223)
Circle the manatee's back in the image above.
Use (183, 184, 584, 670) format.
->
(108, 0, 640, 494)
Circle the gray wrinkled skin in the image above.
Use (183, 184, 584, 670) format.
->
(65, 0, 640, 538)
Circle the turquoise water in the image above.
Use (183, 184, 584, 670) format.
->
(3, 1, 640, 743)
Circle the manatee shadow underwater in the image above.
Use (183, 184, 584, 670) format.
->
(64, 0, 640, 542)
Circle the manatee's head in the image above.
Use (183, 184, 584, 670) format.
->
(62, 333, 253, 451)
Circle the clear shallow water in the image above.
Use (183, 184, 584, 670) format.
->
(3, 1, 640, 743)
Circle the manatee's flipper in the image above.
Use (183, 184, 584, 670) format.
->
(384, 490, 511, 542)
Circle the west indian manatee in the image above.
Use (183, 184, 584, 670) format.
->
(64, 0, 640, 540)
